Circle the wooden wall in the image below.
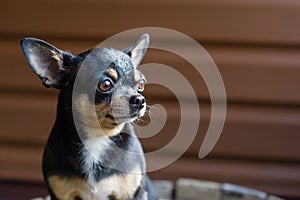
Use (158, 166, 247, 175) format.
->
(1, 0, 300, 199)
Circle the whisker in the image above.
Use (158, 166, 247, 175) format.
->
(145, 109, 155, 119)
(134, 118, 145, 124)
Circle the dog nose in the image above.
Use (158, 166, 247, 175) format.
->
(129, 95, 145, 110)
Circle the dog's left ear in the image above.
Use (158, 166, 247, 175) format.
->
(20, 38, 75, 89)
(124, 34, 150, 67)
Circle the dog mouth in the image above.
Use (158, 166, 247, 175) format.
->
(104, 113, 139, 124)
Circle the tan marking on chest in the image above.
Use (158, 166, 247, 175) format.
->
(95, 165, 143, 199)
(48, 176, 91, 200)
(48, 166, 142, 200)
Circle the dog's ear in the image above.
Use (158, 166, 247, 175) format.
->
(20, 38, 75, 89)
(124, 34, 150, 67)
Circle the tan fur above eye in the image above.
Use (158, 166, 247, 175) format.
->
(106, 68, 118, 81)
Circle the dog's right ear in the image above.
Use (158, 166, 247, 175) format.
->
(20, 38, 75, 89)
(124, 34, 150, 67)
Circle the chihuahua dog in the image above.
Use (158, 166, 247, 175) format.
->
(21, 34, 156, 200)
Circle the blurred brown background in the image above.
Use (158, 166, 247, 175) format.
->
(1, 0, 300, 199)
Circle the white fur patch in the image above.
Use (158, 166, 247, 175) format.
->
(80, 137, 112, 184)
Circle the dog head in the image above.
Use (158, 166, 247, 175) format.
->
(21, 34, 150, 137)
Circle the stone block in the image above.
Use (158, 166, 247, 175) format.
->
(176, 178, 221, 200)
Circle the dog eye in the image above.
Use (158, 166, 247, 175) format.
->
(138, 83, 145, 92)
(98, 79, 113, 92)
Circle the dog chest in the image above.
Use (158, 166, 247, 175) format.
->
(48, 167, 143, 200)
